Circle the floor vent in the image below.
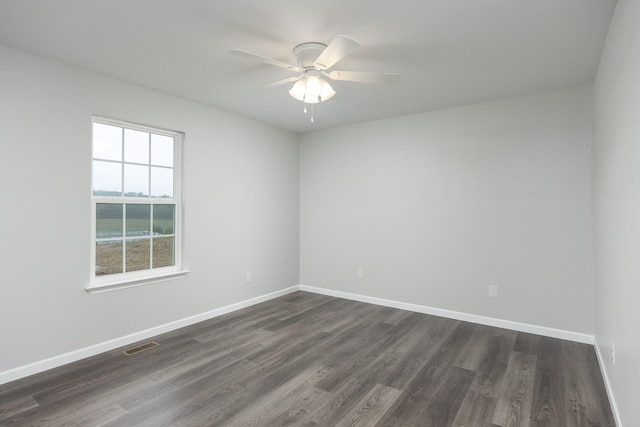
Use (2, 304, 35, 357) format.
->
(123, 341, 159, 356)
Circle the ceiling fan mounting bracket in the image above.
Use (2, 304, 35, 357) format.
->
(292, 42, 327, 68)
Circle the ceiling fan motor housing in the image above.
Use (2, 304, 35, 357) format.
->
(292, 42, 328, 68)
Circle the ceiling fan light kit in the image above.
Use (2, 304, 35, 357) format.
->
(229, 35, 399, 122)
(288, 71, 335, 104)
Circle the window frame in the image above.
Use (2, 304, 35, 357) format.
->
(87, 116, 187, 293)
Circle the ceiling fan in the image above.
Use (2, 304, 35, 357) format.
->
(229, 35, 399, 121)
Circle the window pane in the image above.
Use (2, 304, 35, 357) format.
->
(151, 134, 173, 167)
(126, 204, 150, 237)
(153, 237, 174, 268)
(93, 161, 122, 196)
(124, 164, 149, 197)
(96, 203, 123, 238)
(150, 167, 173, 198)
(93, 123, 122, 161)
(153, 205, 174, 235)
(124, 129, 149, 164)
(126, 239, 150, 272)
(96, 240, 123, 275)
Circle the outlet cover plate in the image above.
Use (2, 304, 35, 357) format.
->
(489, 285, 498, 298)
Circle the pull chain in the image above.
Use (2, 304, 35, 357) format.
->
(301, 102, 315, 123)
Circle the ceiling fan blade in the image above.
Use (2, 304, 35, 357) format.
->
(326, 70, 400, 85)
(314, 35, 360, 70)
(253, 76, 300, 91)
(228, 49, 302, 72)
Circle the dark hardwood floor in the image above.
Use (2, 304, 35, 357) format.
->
(0, 291, 615, 426)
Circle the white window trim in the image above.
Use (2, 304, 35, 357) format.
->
(86, 270, 190, 294)
(87, 116, 187, 293)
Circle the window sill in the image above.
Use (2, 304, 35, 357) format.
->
(86, 270, 190, 294)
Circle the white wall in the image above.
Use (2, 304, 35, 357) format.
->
(300, 86, 594, 334)
(0, 45, 299, 374)
(592, 0, 640, 425)
(5, 34, 630, 421)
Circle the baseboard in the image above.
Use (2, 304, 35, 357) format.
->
(299, 284, 595, 344)
(0, 286, 299, 386)
(0, 284, 596, 386)
(594, 338, 624, 427)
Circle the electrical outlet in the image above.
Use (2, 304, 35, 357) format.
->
(245, 272, 252, 283)
(356, 268, 364, 279)
(611, 340, 616, 365)
(489, 285, 498, 298)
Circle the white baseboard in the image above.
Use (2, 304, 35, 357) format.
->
(0, 286, 299, 386)
(298, 284, 595, 344)
(0, 283, 597, 387)
(594, 338, 624, 427)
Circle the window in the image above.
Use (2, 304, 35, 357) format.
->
(89, 117, 185, 292)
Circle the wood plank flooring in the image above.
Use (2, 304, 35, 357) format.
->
(0, 291, 616, 426)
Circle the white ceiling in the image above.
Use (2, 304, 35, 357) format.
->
(0, 0, 616, 133)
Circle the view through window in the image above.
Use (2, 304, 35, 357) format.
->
(91, 118, 182, 285)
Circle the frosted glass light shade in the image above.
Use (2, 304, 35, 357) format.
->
(305, 75, 322, 97)
(288, 79, 306, 101)
(319, 79, 336, 101)
(289, 75, 335, 104)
